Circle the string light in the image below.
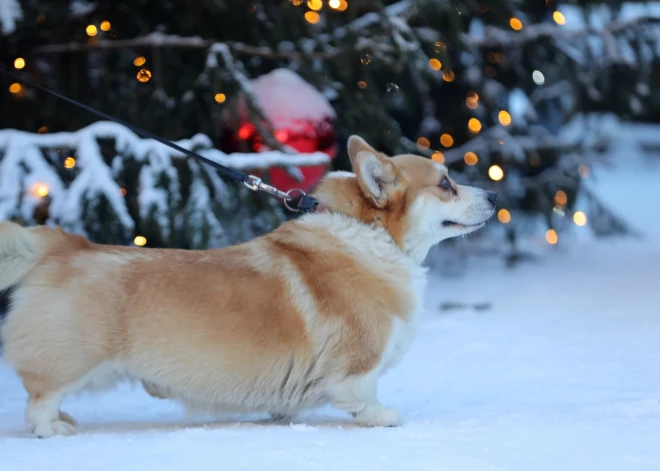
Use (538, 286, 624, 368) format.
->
(464, 152, 478, 166)
(9, 83, 22, 94)
(290, 0, 304, 5)
(337, 0, 348, 11)
(488, 165, 504, 181)
(31, 183, 49, 198)
(545, 229, 558, 245)
(432, 151, 445, 163)
(509, 18, 523, 31)
(442, 71, 455, 82)
(416, 137, 430, 151)
(86, 24, 97, 36)
(305, 11, 321, 23)
(440, 134, 454, 147)
(357, 80, 367, 89)
(134, 236, 147, 247)
(134, 56, 146, 67)
(136, 69, 152, 83)
(307, 0, 322, 11)
(328, 0, 341, 8)
(498, 110, 512, 126)
(573, 211, 587, 226)
(468, 118, 482, 133)
(214, 93, 226, 103)
(14, 58, 25, 69)
(497, 209, 511, 224)
(37, 126, 48, 134)
(553, 11, 566, 25)
(428, 58, 442, 71)
(487, 52, 501, 64)
(554, 190, 567, 205)
(64, 157, 76, 169)
(466, 92, 479, 110)
(100, 20, 111, 31)
(578, 164, 590, 178)
(533, 70, 545, 85)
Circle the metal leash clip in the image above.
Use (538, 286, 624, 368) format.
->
(243, 175, 318, 213)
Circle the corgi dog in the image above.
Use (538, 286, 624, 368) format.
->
(0, 135, 496, 437)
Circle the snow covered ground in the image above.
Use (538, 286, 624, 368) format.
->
(1, 124, 659, 470)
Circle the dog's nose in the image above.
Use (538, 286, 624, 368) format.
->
(486, 191, 498, 206)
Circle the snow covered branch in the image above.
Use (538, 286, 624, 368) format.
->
(0, 122, 330, 241)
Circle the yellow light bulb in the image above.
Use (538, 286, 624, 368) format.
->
(134, 236, 147, 247)
(14, 58, 25, 69)
(214, 93, 226, 103)
(133, 56, 146, 67)
(31, 183, 49, 198)
(553, 11, 566, 25)
(468, 118, 482, 133)
(431, 151, 445, 164)
(86, 24, 97, 36)
(573, 211, 587, 226)
(510, 18, 523, 31)
(329, 0, 341, 8)
(464, 152, 478, 166)
(554, 190, 568, 206)
(307, 0, 323, 11)
(416, 137, 430, 151)
(100, 20, 111, 31)
(64, 157, 76, 169)
(337, 0, 348, 11)
(428, 58, 442, 71)
(488, 165, 504, 181)
(9, 83, 22, 94)
(440, 134, 454, 147)
(497, 209, 511, 224)
(545, 229, 558, 245)
(136, 69, 152, 83)
(305, 11, 321, 24)
(498, 110, 512, 126)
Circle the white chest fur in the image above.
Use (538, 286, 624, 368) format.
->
(300, 213, 429, 376)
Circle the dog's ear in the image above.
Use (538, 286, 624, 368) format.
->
(352, 148, 402, 209)
(347, 135, 381, 164)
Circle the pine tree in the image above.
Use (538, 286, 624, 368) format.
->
(0, 0, 647, 259)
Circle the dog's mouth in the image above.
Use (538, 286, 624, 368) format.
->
(441, 220, 485, 229)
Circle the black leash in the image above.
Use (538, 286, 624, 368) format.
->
(0, 67, 319, 213)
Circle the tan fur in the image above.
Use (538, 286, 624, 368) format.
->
(0, 135, 496, 437)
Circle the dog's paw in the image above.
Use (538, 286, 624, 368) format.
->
(33, 419, 77, 438)
(59, 410, 77, 426)
(354, 405, 401, 427)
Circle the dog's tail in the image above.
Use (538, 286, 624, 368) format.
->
(0, 221, 52, 291)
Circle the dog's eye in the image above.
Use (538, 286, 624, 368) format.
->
(440, 177, 450, 190)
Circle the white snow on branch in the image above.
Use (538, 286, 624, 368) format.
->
(236, 68, 336, 132)
(0, 122, 331, 234)
(0, 0, 22, 35)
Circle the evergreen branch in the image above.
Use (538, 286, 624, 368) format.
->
(464, 15, 660, 48)
(30, 33, 335, 60)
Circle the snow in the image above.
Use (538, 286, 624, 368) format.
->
(0, 0, 22, 35)
(1, 122, 659, 469)
(0, 123, 331, 236)
(240, 68, 336, 132)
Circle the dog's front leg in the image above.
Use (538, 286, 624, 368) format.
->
(329, 373, 401, 427)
